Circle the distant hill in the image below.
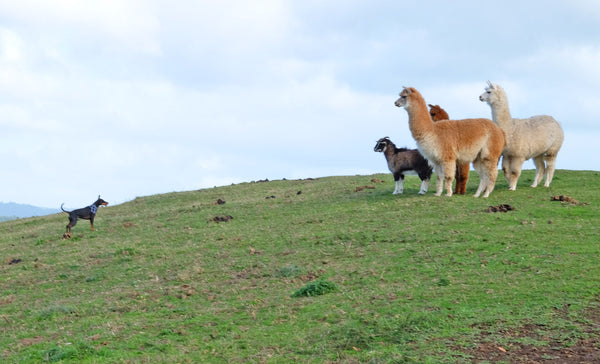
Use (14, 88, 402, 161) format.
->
(0, 202, 59, 221)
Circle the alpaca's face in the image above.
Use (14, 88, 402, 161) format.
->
(428, 105, 448, 121)
(479, 83, 501, 105)
(374, 138, 390, 152)
(479, 87, 494, 104)
(394, 88, 411, 108)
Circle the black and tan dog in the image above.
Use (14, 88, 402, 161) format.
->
(61, 196, 108, 237)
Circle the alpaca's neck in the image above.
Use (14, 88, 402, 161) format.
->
(383, 144, 396, 160)
(406, 98, 434, 141)
(490, 94, 513, 130)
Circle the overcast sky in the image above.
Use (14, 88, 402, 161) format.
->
(1, 1, 598, 208)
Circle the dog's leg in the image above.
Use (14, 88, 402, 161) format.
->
(68, 215, 77, 233)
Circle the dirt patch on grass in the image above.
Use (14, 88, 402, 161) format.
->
(208, 215, 233, 223)
(550, 195, 589, 206)
(18, 336, 45, 347)
(485, 204, 515, 213)
(453, 306, 600, 362)
(459, 330, 600, 363)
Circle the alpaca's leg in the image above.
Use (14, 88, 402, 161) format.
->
(502, 156, 511, 187)
(460, 164, 469, 195)
(502, 156, 518, 190)
(477, 171, 491, 198)
(544, 154, 557, 187)
(442, 161, 455, 197)
(454, 163, 469, 195)
(472, 159, 486, 198)
(531, 156, 546, 187)
(453, 164, 461, 195)
(419, 178, 430, 195)
(435, 175, 443, 196)
(482, 160, 499, 198)
(434, 164, 444, 196)
(393, 177, 404, 194)
(506, 157, 523, 190)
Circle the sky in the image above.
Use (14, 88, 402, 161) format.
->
(0, 1, 598, 208)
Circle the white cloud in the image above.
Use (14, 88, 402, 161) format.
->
(0, 0, 160, 55)
(508, 45, 600, 85)
(0, 29, 24, 63)
(555, 130, 597, 171)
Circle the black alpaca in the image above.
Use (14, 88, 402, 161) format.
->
(374, 137, 432, 195)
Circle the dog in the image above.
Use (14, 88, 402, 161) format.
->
(61, 196, 108, 236)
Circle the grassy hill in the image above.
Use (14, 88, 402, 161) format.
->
(1, 170, 598, 363)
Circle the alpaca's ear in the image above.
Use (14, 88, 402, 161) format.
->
(487, 80, 494, 89)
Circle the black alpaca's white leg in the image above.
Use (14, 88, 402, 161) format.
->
(393, 175, 405, 194)
(419, 178, 430, 195)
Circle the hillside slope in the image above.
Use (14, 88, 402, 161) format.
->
(1, 170, 599, 362)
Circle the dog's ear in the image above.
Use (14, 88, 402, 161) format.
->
(98, 195, 101, 199)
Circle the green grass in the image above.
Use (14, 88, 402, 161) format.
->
(0, 169, 598, 363)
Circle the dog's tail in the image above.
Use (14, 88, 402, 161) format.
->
(60, 203, 70, 213)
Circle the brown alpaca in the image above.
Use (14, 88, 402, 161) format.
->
(395, 87, 505, 197)
(428, 104, 449, 121)
(428, 104, 470, 195)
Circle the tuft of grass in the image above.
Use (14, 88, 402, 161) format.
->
(37, 305, 77, 320)
(275, 264, 304, 278)
(291, 278, 338, 297)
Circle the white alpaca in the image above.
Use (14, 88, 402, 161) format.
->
(479, 82, 564, 190)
